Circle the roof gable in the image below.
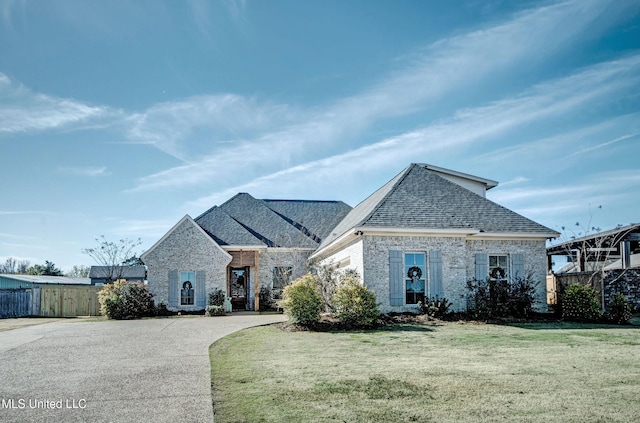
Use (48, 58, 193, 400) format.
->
(141, 215, 231, 261)
(318, 163, 557, 251)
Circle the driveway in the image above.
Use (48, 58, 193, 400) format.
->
(0, 314, 286, 423)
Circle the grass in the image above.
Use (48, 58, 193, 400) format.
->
(210, 321, 640, 423)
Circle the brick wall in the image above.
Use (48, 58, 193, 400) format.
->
(143, 217, 231, 311)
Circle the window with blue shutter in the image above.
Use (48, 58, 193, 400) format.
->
(168, 270, 178, 307)
(475, 254, 488, 281)
(389, 250, 403, 306)
(196, 270, 206, 307)
(511, 254, 524, 281)
(429, 251, 443, 298)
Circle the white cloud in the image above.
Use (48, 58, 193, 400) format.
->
(128, 0, 635, 194)
(0, 73, 115, 134)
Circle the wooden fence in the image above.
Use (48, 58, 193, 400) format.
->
(38, 285, 102, 317)
(0, 289, 32, 318)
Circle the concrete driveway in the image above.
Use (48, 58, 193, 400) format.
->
(0, 314, 286, 423)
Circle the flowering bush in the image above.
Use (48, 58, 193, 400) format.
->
(561, 284, 602, 322)
(98, 280, 155, 320)
(279, 274, 323, 326)
(332, 277, 380, 328)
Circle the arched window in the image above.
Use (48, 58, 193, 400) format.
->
(181, 280, 194, 305)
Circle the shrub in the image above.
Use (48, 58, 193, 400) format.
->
(259, 285, 274, 311)
(606, 292, 632, 325)
(279, 274, 323, 326)
(417, 297, 452, 319)
(205, 305, 226, 316)
(332, 277, 380, 328)
(208, 289, 226, 307)
(98, 280, 155, 320)
(466, 273, 539, 319)
(561, 283, 602, 322)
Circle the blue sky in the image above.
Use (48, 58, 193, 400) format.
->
(1, 0, 640, 272)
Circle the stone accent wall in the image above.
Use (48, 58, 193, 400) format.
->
(603, 269, 640, 311)
(143, 218, 231, 311)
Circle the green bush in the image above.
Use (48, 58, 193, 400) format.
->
(418, 297, 452, 319)
(606, 292, 632, 325)
(279, 274, 323, 326)
(332, 277, 380, 328)
(98, 280, 156, 320)
(466, 273, 539, 319)
(205, 305, 225, 316)
(208, 289, 226, 307)
(561, 284, 602, 322)
(259, 285, 274, 311)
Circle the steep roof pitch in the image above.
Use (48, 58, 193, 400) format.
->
(318, 163, 558, 250)
(194, 193, 352, 248)
(262, 199, 352, 242)
(195, 205, 265, 246)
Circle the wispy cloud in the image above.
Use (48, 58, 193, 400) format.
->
(58, 166, 110, 177)
(182, 52, 640, 211)
(128, 0, 633, 193)
(0, 73, 116, 134)
(0, 210, 54, 216)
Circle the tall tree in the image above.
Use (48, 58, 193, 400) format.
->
(66, 265, 91, 278)
(1, 257, 17, 273)
(82, 236, 143, 282)
(27, 260, 64, 276)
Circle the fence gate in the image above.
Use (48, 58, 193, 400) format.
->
(39, 286, 101, 317)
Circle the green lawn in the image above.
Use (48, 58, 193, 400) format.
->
(210, 321, 640, 423)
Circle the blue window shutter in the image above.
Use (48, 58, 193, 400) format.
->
(168, 270, 178, 307)
(429, 251, 443, 298)
(196, 270, 206, 307)
(475, 254, 488, 281)
(389, 250, 403, 306)
(511, 254, 524, 281)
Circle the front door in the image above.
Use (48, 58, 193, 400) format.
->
(230, 267, 250, 310)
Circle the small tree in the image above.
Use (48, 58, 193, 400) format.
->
(82, 236, 143, 282)
(332, 277, 380, 328)
(279, 274, 323, 326)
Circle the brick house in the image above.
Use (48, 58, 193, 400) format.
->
(141, 194, 351, 311)
(142, 163, 558, 313)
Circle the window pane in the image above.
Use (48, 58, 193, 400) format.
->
(404, 253, 425, 305)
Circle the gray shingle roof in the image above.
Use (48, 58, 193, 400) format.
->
(194, 193, 352, 248)
(89, 265, 146, 279)
(318, 164, 557, 250)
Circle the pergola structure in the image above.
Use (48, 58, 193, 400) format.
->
(547, 223, 640, 274)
